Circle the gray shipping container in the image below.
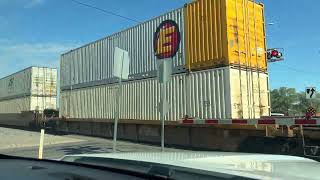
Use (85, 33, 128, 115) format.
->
(60, 7, 185, 89)
(0, 96, 57, 113)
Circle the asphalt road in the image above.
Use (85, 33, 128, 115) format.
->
(1, 127, 319, 162)
(0, 127, 187, 160)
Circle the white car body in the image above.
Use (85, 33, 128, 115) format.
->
(62, 152, 320, 180)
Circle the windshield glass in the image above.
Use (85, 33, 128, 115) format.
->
(0, 0, 319, 178)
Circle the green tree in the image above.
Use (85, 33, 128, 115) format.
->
(291, 92, 309, 115)
(270, 87, 298, 115)
(271, 87, 320, 116)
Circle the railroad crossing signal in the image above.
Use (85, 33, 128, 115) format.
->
(306, 106, 316, 118)
(306, 87, 316, 99)
(267, 48, 284, 62)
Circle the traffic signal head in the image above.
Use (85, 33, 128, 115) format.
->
(272, 49, 282, 58)
(267, 48, 284, 62)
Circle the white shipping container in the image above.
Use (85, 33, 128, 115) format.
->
(0, 67, 57, 99)
(30, 96, 57, 112)
(60, 7, 185, 88)
(0, 96, 57, 113)
(60, 67, 270, 120)
(30, 67, 58, 96)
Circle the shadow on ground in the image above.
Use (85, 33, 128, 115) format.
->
(58, 145, 112, 155)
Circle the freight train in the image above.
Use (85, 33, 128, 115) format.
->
(0, 1, 319, 159)
(0, 0, 269, 126)
(60, 0, 270, 121)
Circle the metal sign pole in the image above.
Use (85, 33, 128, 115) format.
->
(157, 58, 172, 152)
(161, 82, 166, 152)
(153, 19, 180, 152)
(186, 72, 191, 118)
(113, 52, 124, 153)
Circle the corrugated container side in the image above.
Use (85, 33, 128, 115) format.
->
(60, 8, 185, 89)
(0, 97, 31, 113)
(0, 96, 56, 113)
(30, 67, 57, 96)
(0, 68, 32, 99)
(185, 0, 267, 71)
(30, 96, 57, 111)
(60, 55, 65, 88)
(229, 68, 269, 119)
(60, 67, 269, 120)
(0, 67, 57, 113)
(61, 54, 68, 88)
(185, 0, 228, 70)
(226, 0, 267, 71)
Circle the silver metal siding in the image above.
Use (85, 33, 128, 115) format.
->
(60, 67, 269, 120)
(0, 97, 31, 113)
(0, 95, 57, 113)
(60, 8, 185, 89)
(60, 56, 64, 87)
(76, 50, 80, 85)
(0, 68, 31, 99)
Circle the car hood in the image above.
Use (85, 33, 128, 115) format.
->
(61, 151, 320, 180)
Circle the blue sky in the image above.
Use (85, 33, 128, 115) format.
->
(0, 0, 319, 92)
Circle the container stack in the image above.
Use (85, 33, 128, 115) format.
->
(0, 67, 57, 113)
(60, 0, 269, 121)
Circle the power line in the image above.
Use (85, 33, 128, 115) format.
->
(69, 0, 141, 23)
(272, 63, 319, 75)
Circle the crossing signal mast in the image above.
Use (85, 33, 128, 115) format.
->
(267, 48, 284, 62)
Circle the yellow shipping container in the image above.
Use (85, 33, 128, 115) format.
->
(185, 0, 267, 71)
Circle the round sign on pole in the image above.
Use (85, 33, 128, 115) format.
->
(153, 20, 181, 59)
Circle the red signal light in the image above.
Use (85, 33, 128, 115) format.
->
(271, 50, 279, 57)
